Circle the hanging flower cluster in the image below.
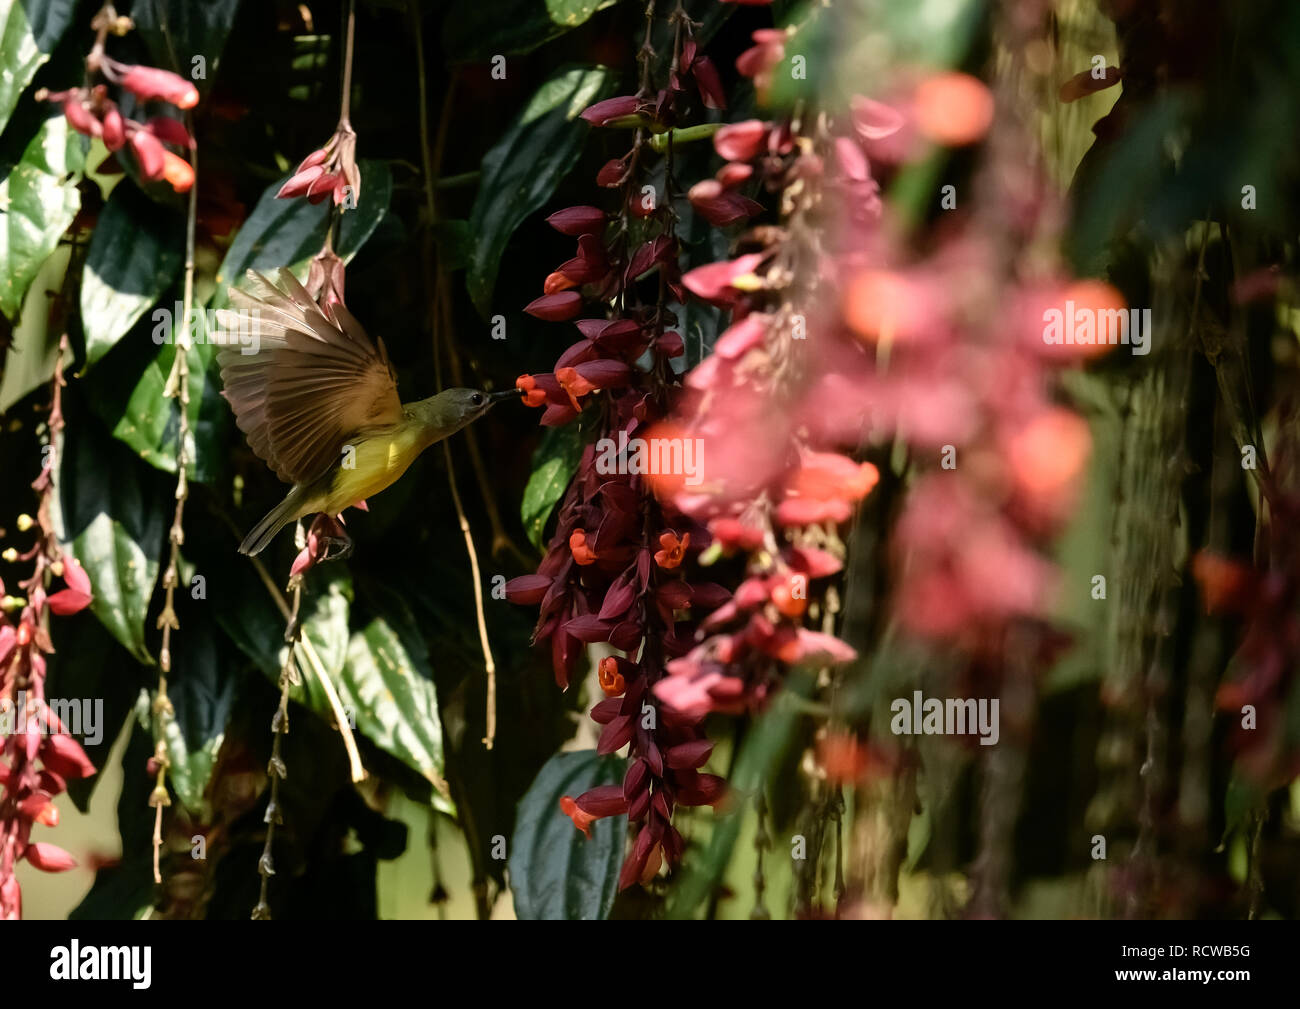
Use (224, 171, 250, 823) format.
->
(35, 11, 197, 194)
(649, 28, 1100, 787)
(0, 346, 96, 920)
(506, 7, 740, 890)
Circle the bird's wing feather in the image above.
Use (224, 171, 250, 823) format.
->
(216, 268, 402, 484)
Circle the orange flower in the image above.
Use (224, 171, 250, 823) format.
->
(912, 72, 994, 146)
(544, 270, 578, 295)
(790, 452, 880, 502)
(555, 366, 596, 411)
(598, 656, 626, 697)
(569, 529, 598, 565)
(654, 531, 689, 569)
(516, 374, 546, 408)
(559, 795, 598, 838)
(770, 575, 808, 619)
(160, 151, 195, 193)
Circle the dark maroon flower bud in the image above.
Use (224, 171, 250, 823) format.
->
(596, 157, 628, 187)
(504, 574, 552, 604)
(692, 55, 727, 110)
(147, 115, 194, 149)
(655, 331, 684, 357)
(688, 179, 763, 226)
(546, 205, 606, 236)
(580, 95, 641, 126)
(563, 614, 614, 642)
(666, 739, 715, 769)
(676, 772, 727, 806)
(130, 129, 166, 180)
(623, 758, 651, 800)
(575, 784, 629, 817)
(525, 291, 584, 321)
(597, 714, 635, 754)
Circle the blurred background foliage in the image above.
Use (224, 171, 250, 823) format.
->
(2, 0, 1299, 919)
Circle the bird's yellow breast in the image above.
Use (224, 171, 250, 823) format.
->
(311, 422, 432, 516)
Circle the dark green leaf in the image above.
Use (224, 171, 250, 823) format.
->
(443, 0, 615, 63)
(466, 65, 613, 316)
(80, 184, 184, 369)
(0, 240, 67, 412)
(509, 749, 625, 920)
(521, 420, 583, 550)
(339, 611, 448, 801)
(161, 601, 240, 811)
(0, 114, 83, 319)
(0, 0, 77, 135)
(52, 405, 168, 665)
(130, 0, 243, 95)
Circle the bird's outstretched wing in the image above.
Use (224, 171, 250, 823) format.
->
(216, 268, 402, 484)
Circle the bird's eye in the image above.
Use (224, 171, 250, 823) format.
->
(470, 393, 484, 407)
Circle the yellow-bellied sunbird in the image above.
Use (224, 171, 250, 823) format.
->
(216, 268, 515, 555)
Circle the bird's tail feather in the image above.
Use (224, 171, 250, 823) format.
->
(240, 490, 305, 555)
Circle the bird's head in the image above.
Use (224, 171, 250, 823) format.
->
(408, 387, 520, 441)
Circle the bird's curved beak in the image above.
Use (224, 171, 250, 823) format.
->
(488, 388, 521, 404)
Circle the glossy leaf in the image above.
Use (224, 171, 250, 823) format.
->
(52, 414, 167, 666)
(0, 114, 83, 319)
(466, 66, 613, 316)
(443, 0, 616, 63)
(80, 184, 184, 369)
(338, 613, 448, 800)
(130, 0, 243, 97)
(521, 420, 583, 550)
(509, 749, 625, 920)
(0, 0, 77, 135)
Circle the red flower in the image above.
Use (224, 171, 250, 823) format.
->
(654, 531, 689, 569)
(559, 795, 599, 838)
(129, 129, 166, 181)
(515, 374, 548, 408)
(117, 64, 199, 109)
(24, 842, 77, 873)
(598, 656, 626, 697)
(569, 529, 598, 566)
(45, 558, 92, 616)
(681, 253, 764, 304)
(714, 120, 768, 161)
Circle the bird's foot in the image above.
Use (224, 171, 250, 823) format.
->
(317, 531, 354, 563)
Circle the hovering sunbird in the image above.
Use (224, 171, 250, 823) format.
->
(217, 269, 516, 555)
